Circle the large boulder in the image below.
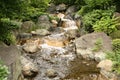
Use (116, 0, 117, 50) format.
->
(0, 42, 22, 80)
(20, 21, 36, 33)
(75, 32, 112, 61)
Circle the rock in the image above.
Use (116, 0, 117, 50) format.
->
(46, 69, 57, 78)
(17, 33, 32, 40)
(51, 20, 58, 25)
(56, 3, 67, 11)
(0, 42, 22, 80)
(37, 15, 51, 30)
(98, 70, 118, 80)
(31, 29, 50, 36)
(65, 29, 79, 39)
(75, 32, 112, 61)
(51, 20, 58, 27)
(23, 43, 39, 53)
(64, 14, 73, 20)
(21, 56, 38, 78)
(95, 52, 106, 62)
(49, 27, 65, 33)
(97, 59, 113, 71)
(45, 39, 66, 47)
(37, 15, 49, 23)
(57, 13, 65, 19)
(20, 21, 36, 33)
(65, 5, 78, 15)
(47, 3, 56, 13)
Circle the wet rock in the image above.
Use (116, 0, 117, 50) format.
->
(49, 27, 64, 33)
(23, 43, 39, 53)
(56, 3, 67, 12)
(65, 29, 78, 39)
(97, 59, 113, 72)
(31, 29, 50, 36)
(75, 32, 112, 61)
(51, 19, 58, 27)
(61, 19, 78, 32)
(20, 21, 36, 33)
(21, 56, 38, 78)
(17, 33, 32, 40)
(46, 69, 57, 78)
(57, 13, 65, 19)
(64, 15, 73, 20)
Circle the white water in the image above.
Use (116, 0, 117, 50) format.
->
(40, 43, 66, 54)
(61, 19, 78, 31)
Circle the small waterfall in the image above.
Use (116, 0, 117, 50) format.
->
(61, 19, 78, 31)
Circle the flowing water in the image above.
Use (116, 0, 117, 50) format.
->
(20, 14, 100, 80)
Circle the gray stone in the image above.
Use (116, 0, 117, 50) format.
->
(31, 29, 50, 36)
(37, 15, 51, 30)
(0, 42, 22, 80)
(65, 29, 78, 39)
(46, 69, 57, 78)
(47, 3, 56, 13)
(75, 32, 112, 60)
(65, 5, 78, 15)
(20, 21, 36, 33)
(97, 59, 113, 72)
(56, 3, 67, 11)
(23, 43, 39, 53)
(17, 33, 32, 40)
(21, 56, 38, 78)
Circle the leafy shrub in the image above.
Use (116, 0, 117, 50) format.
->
(110, 30, 120, 39)
(0, 61, 9, 80)
(84, 0, 113, 9)
(112, 39, 120, 52)
(106, 39, 120, 74)
(82, 9, 114, 33)
(0, 18, 21, 44)
(51, 0, 75, 5)
(93, 16, 119, 35)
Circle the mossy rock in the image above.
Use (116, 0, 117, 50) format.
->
(110, 30, 120, 39)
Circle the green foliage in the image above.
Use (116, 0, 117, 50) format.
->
(84, 0, 112, 9)
(0, 61, 9, 80)
(92, 38, 103, 52)
(51, 0, 75, 5)
(82, 9, 114, 33)
(110, 30, 120, 39)
(106, 39, 120, 74)
(93, 16, 119, 35)
(0, 0, 50, 44)
(0, 18, 21, 44)
(112, 39, 120, 52)
(106, 51, 120, 74)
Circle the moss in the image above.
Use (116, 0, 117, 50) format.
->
(92, 38, 103, 52)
